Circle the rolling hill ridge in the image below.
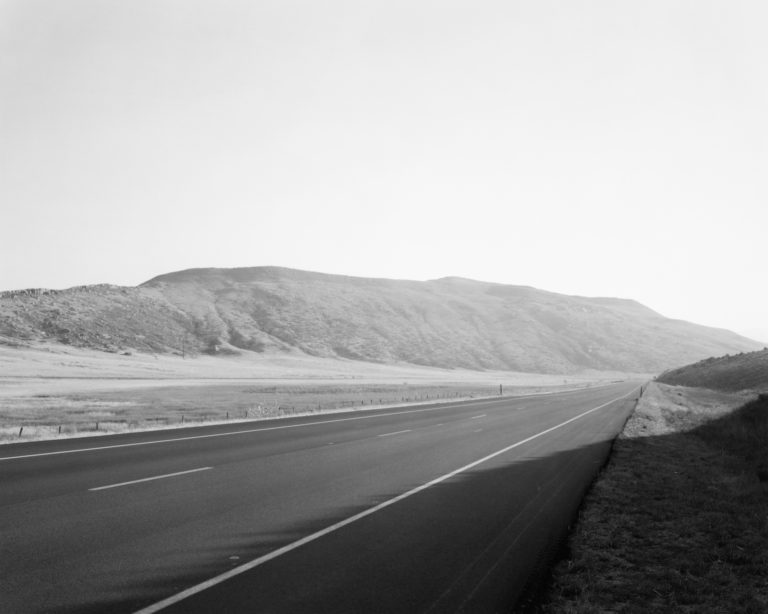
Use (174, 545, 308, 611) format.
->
(657, 348, 768, 392)
(0, 267, 761, 373)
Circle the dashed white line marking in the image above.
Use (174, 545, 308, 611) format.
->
(133, 388, 638, 614)
(377, 429, 412, 438)
(89, 467, 212, 491)
(473, 429, 483, 433)
(470, 414, 486, 420)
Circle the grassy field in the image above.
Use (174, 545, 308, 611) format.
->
(537, 382, 768, 613)
(0, 381, 520, 442)
(0, 343, 622, 443)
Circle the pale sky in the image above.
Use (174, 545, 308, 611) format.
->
(1, 1, 766, 342)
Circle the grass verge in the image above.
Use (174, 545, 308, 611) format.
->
(537, 383, 768, 613)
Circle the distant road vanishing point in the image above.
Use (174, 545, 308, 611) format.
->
(1, 382, 639, 613)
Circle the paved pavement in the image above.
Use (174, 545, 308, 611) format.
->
(0, 382, 639, 613)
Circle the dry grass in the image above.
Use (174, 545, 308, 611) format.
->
(538, 383, 768, 613)
(0, 342, 619, 443)
(0, 382, 511, 443)
(0, 382, 581, 443)
(696, 394, 768, 479)
(0, 341, 618, 383)
(621, 382, 752, 438)
(657, 348, 768, 392)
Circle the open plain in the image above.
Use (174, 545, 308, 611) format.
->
(0, 343, 631, 443)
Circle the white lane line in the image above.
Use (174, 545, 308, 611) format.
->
(377, 429, 412, 438)
(89, 467, 212, 491)
(473, 429, 483, 433)
(133, 387, 638, 614)
(0, 398, 518, 462)
(470, 414, 486, 420)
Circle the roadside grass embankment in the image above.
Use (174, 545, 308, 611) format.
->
(656, 347, 768, 393)
(538, 382, 768, 613)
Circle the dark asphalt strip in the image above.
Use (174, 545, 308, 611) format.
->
(134, 390, 636, 614)
(0, 382, 639, 613)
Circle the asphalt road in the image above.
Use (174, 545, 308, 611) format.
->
(1, 382, 640, 613)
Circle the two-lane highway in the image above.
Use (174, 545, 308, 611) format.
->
(0, 382, 640, 613)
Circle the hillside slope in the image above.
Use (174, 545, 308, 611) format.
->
(1, 267, 761, 374)
(657, 348, 768, 392)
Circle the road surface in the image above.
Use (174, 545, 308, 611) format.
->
(1, 382, 639, 613)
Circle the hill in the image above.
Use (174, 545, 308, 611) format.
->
(656, 348, 768, 392)
(0, 267, 761, 374)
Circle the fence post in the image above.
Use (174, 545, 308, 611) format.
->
(18, 426, 23, 437)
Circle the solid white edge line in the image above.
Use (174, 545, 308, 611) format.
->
(89, 467, 212, 491)
(132, 387, 638, 614)
(0, 384, 626, 462)
(377, 429, 412, 437)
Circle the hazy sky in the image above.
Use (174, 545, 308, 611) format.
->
(2, 1, 766, 341)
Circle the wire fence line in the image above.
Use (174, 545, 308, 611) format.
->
(3, 384, 545, 442)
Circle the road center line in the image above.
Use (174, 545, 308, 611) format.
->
(133, 387, 638, 614)
(377, 429, 412, 438)
(89, 467, 212, 491)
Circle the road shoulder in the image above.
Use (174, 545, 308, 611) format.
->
(536, 382, 768, 613)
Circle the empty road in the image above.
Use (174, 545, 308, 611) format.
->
(1, 382, 639, 613)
